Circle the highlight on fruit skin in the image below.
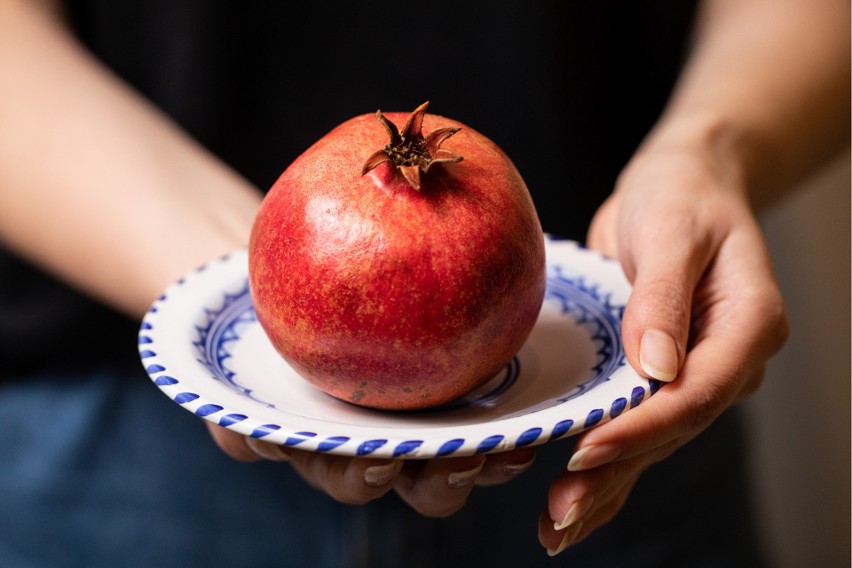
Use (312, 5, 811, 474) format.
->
(361, 101, 463, 190)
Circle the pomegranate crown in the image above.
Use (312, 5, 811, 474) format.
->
(360, 101, 462, 190)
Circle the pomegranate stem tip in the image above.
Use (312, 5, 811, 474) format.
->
(361, 101, 462, 190)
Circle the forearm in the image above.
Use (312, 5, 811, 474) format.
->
(0, 0, 262, 318)
(636, 0, 849, 208)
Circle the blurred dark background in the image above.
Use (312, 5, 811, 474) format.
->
(69, 0, 698, 240)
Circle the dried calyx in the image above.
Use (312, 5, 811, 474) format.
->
(361, 101, 462, 190)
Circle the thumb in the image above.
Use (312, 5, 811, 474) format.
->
(619, 236, 715, 383)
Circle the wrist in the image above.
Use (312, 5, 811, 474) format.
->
(624, 111, 754, 205)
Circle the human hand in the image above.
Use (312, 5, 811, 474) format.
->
(538, 145, 789, 555)
(206, 422, 536, 518)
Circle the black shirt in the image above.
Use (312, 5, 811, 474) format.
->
(0, 1, 698, 378)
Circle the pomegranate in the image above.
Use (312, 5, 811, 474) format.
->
(248, 102, 545, 410)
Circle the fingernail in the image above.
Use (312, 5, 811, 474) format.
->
(547, 520, 584, 557)
(639, 329, 679, 382)
(503, 455, 536, 476)
(245, 437, 290, 462)
(567, 444, 620, 472)
(364, 461, 402, 487)
(447, 461, 485, 489)
(554, 494, 595, 530)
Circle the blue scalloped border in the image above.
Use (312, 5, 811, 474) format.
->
(545, 264, 626, 402)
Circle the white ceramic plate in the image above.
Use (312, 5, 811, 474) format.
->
(139, 237, 659, 459)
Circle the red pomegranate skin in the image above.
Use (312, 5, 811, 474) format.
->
(248, 108, 545, 410)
